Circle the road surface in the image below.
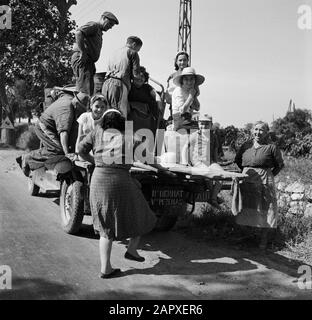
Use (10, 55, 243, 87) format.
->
(0, 148, 310, 300)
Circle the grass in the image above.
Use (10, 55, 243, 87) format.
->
(277, 156, 312, 185)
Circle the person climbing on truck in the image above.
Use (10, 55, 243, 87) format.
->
(16, 92, 90, 176)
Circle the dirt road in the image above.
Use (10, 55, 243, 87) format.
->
(0, 148, 310, 300)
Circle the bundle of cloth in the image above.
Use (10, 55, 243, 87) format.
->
(158, 152, 247, 180)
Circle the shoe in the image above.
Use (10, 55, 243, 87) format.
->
(124, 251, 145, 262)
(16, 156, 22, 168)
(99, 268, 121, 279)
(23, 165, 31, 177)
(16, 155, 30, 177)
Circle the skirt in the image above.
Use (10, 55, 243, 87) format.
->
(90, 167, 157, 239)
(231, 167, 278, 228)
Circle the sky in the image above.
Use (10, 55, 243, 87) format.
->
(70, 0, 312, 128)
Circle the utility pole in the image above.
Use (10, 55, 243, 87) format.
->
(178, 0, 192, 63)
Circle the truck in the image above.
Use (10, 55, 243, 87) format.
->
(26, 78, 243, 234)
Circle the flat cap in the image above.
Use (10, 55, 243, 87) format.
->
(101, 12, 119, 25)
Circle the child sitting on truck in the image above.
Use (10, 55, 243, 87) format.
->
(181, 116, 222, 207)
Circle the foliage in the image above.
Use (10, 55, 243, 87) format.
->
(219, 125, 251, 152)
(0, 0, 77, 118)
(272, 109, 312, 157)
(15, 124, 40, 150)
(276, 156, 312, 185)
(277, 212, 312, 246)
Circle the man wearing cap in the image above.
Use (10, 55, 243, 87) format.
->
(101, 36, 143, 118)
(16, 92, 90, 175)
(71, 12, 119, 95)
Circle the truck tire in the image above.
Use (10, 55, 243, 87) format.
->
(60, 180, 84, 234)
(28, 177, 40, 196)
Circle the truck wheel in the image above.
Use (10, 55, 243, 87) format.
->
(28, 177, 40, 196)
(60, 180, 84, 234)
(154, 204, 186, 231)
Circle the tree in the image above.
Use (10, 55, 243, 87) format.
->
(243, 122, 253, 133)
(272, 108, 312, 157)
(272, 109, 312, 138)
(0, 0, 77, 123)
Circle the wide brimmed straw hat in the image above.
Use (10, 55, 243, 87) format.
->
(173, 67, 205, 87)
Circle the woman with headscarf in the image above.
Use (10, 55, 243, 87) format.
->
(78, 109, 158, 278)
(232, 121, 284, 250)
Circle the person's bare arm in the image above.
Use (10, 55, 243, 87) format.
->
(75, 123, 84, 153)
(78, 152, 95, 164)
(60, 131, 70, 155)
(180, 88, 196, 114)
(77, 132, 95, 164)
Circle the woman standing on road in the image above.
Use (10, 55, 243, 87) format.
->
(78, 109, 157, 278)
(232, 121, 284, 250)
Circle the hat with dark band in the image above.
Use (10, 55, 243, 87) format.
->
(173, 67, 205, 87)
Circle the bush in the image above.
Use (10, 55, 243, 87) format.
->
(16, 124, 40, 150)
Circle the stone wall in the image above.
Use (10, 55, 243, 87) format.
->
(276, 180, 312, 218)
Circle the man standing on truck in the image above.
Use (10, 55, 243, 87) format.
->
(71, 12, 119, 95)
(101, 36, 143, 118)
(16, 92, 90, 176)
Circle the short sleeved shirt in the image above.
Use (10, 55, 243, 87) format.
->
(77, 112, 103, 137)
(40, 94, 74, 135)
(40, 94, 85, 152)
(73, 22, 103, 62)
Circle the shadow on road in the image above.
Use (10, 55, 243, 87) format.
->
(117, 229, 306, 280)
(38, 191, 60, 199)
(82, 230, 308, 300)
(0, 277, 75, 300)
(75, 223, 99, 240)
